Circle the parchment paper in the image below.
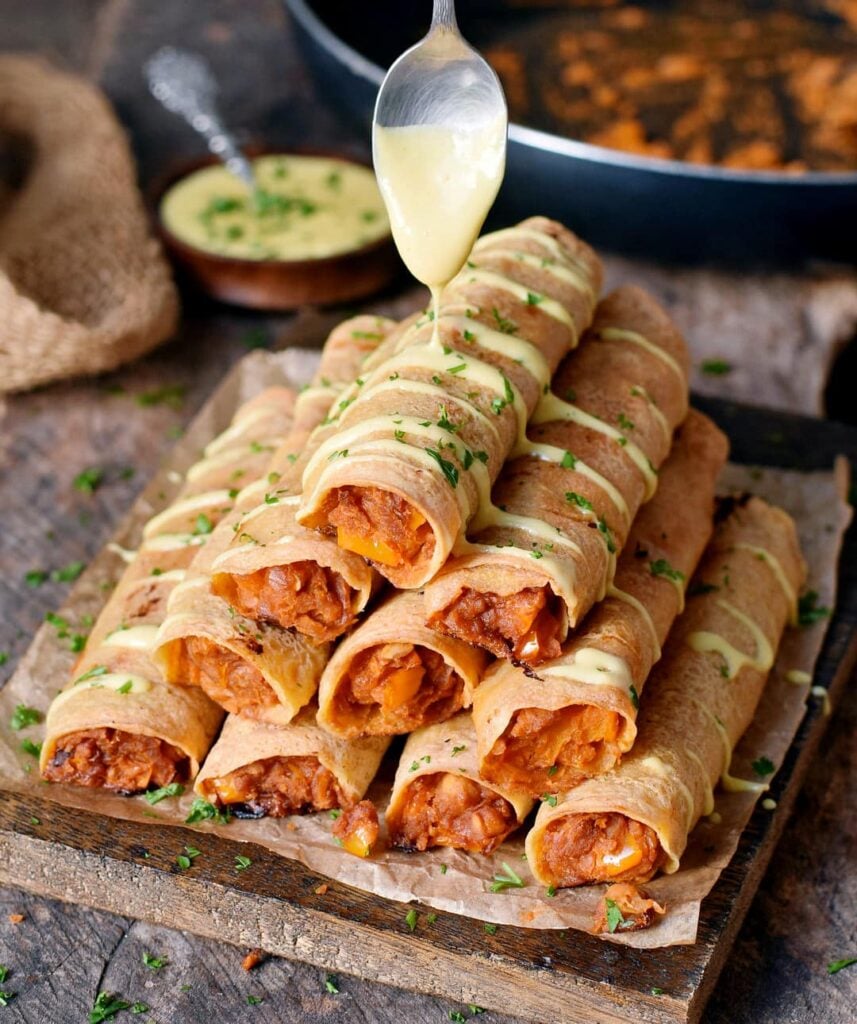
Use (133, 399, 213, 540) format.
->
(0, 348, 850, 949)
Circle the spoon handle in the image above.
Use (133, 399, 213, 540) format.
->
(431, 0, 458, 30)
(145, 46, 257, 191)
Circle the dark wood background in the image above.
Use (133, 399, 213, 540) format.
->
(0, 1, 855, 1021)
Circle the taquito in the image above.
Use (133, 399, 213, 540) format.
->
(424, 285, 690, 664)
(385, 713, 534, 854)
(39, 385, 297, 792)
(207, 315, 401, 643)
(153, 316, 393, 721)
(297, 218, 603, 589)
(317, 590, 488, 737)
(474, 410, 728, 796)
(525, 495, 805, 888)
(194, 706, 389, 817)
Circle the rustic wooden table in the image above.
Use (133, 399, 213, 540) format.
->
(1, 1, 855, 1021)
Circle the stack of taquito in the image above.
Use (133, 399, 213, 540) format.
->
(148, 317, 396, 816)
(39, 382, 297, 791)
(525, 494, 805, 889)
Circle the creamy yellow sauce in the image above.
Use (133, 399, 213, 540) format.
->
(373, 118, 506, 330)
(160, 155, 390, 261)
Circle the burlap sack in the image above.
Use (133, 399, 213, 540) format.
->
(0, 55, 178, 393)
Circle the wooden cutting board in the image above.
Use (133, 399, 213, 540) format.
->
(0, 394, 854, 1024)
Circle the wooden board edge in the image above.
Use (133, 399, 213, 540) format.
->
(0, 824, 686, 1024)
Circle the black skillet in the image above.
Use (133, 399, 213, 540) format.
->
(284, 0, 857, 267)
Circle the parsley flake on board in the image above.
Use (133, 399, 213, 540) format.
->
(131, 1003, 149, 1015)
(142, 952, 167, 970)
(20, 739, 41, 758)
(144, 783, 184, 805)
(10, 705, 41, 731)
(700, 359, 732, 376)
(235, 855, 252, 871)
(798, 590, 831, 627)
(405, 908, 418, 932)
(649, 559, 686, 582)
(25, 569, 48, 587)
(325, 974, 340, 994)
(51, 561, 86, 583)
(247, 994, 263, 1005)
(73, 467, 105, 495)
(828, 958, 857, 975)
(489, 862, 524, 893)
(89, 992, 130, 1023)
(483, 923, 497, 935)
(175, 846, 201, 871)
(449, 1013, 467, 1023)
(136, 384, 185, 409)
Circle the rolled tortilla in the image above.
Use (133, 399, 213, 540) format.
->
(194, 706, 390, 817)
(39, 385, 297, 792)
(153, 316, 393, 720)
(385, 713, 535, 854)
(317, 590, 488, 737)
(525, 494, 805, 888)
(424, 285, 691, 664)
(297, 218, 603, 589)
(205, 314, 401, 643)
(474, 410, 728, 796)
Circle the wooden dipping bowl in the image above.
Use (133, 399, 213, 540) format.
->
(152, 150, 401, 310)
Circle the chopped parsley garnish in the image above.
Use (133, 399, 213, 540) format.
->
(560, 451, 577, 470)
(617, 412, 634, 431)
(425, 448, 459, 489)
(75, 664, 108, 684)
(0, 652, 7, 667)
(604, 898, 627, 933)
(144, 782, 184, 805)
(547, 764, 558, 776)
(752, 756, 775, 777)
(131, 1003, 149, 1015)
(449, 1013, 467, 1023)
(405, 908, 418, 932)
(483, 923, 497, 935)
(264, 492, 279, 505)
(193, 513, 213, 536)
(328, 808, 342, 820)
(0, 990, 15, 1008)
(700, 359, 732, 376)
(565, 491, 593, 511)
(651, 987, 664, 996)
(325, 974, 340, 994)
(74, 467, 104, 495)
(649, 559, 685, 582)
(116, 679, 133, 694)
(185, 797, 230, 825)
(235, 855, 252, 871)
(489, 862, 524, 893)
(25, 569, 48, 587)
(409, 755, 431, 772)
(142, 952, 167, 970)
(688, 581, 719, 597)
(247, 994, 263, 1005)
(798, 590, 831, 627)
(328, 449, 349, 460)
(546, 886, 557, 898)
(541, 793, 558, 807)
(175, 846, 201, 871)
(437, 405, 458, 433)
(10, 705, 41, 731)
(451, 745, 466, 756)
(469, 1006, 486, 1015)
(51, 561, 86, 583)
(598, 517, 617, 553)
(136, 384, 185, 409)
(447, 362, 468, 375)
(526, 291, 543, 306)
(828, 958, 857, 975)
(629, 685, 640, 710)
(491, 307, 518, 335)
(20, 739, 41, 758)
(463, 329, 475, 342)
(89, 992, 130, 1022)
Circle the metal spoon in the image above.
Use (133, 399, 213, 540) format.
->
(145, 46, 257, 192)
(372, 0, 507, 133)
